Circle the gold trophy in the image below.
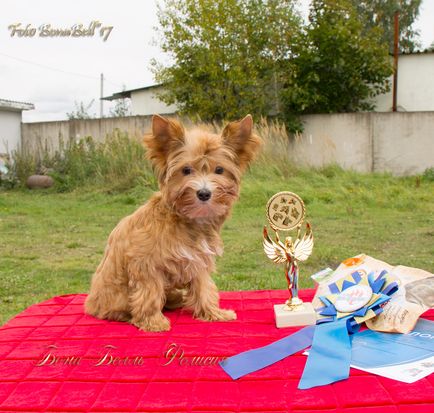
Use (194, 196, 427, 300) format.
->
(263, 191, 317, 328)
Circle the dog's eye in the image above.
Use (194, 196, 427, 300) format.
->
(182, 166, 192, 175)
(215, 166, 224, 174)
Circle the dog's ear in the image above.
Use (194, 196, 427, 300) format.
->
(222, 115, 262, 172)
(144, 115, 185, 179)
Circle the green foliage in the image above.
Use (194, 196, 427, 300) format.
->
(153, 0, 394, 131)
(8, 131, 156, 192)
(350, 0, 422, 53)
(422, 167, 434, 182)
(109, 86, 132, 117)
(109, 98, 131, 117)
(0, 163, 16, 189)
(280, 0, 393, 116)
(152, 0, 302, 122)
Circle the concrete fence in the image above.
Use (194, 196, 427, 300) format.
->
(291, 112, 434, 175)
(21, 112, 434, 176)
(21, 116, 154, 152)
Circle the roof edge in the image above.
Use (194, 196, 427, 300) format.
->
(0, 99, 35, 111)
(101, 84, 162, 101)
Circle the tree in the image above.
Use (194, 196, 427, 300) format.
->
(350, 1, 422, 53)
(109, 98, 131, 117)
(280, 0, 393, 120)
(67, 100, 96, 120)
(153, 0, 393, 131)
(152, 0, 302, 121)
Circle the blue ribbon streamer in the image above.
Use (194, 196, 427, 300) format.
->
(220, 325, 316, 379)
(298, 318, 352, 389)
(220, 269, 399, 388)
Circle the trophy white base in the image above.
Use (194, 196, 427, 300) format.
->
(274, 302, 317, 328)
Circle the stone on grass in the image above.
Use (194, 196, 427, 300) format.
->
(26, 175, 54, 189)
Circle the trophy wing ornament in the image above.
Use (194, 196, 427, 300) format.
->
(263, 227, 287, 264)
(292, 222, 314, 262)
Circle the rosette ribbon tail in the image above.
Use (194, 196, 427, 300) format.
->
(298, 318, 351, 389)
(219, 269, 398, 388)
(220, 325, 315, 379)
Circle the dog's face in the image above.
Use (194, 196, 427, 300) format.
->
(144, 115, 261, 222)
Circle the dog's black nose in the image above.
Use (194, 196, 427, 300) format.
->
(197, 189, 211, 202)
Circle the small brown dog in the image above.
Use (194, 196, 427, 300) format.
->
(84, 114, 261, 331)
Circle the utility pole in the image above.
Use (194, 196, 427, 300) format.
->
(392, 11, 399, 112)
(100, 73, 104, 118)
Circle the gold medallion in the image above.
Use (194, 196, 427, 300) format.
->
(266, 191, 305, 231)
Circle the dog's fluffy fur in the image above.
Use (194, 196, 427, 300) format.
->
(84, 114, 261, 331)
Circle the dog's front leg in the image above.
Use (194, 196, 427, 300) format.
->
(128, 260, 170, 332)
(186, 271, 236, 322)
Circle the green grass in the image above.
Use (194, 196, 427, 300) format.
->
(1, 165, 433, 325)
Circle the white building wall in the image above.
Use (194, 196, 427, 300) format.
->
(0, 110, 22, 156)
(130, 86, 178, 116)
(374, 53, 434, 112)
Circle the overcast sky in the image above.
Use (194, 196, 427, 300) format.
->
(1, 0, 433, 122)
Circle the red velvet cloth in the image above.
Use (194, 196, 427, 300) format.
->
(0, 289, 432, 412)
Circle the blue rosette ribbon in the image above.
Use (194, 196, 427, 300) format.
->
(220, 269, 399, 389)
(298, 269, 398, 388)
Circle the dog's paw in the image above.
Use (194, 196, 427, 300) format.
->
(196, 308, 237, 322)
(132, 314, 171, 332)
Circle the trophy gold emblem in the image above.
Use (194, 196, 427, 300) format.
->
(263, 191, 317, 328)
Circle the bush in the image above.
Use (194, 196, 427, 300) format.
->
(422, 167, 434, 182)
(8, 131, 157, 192)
